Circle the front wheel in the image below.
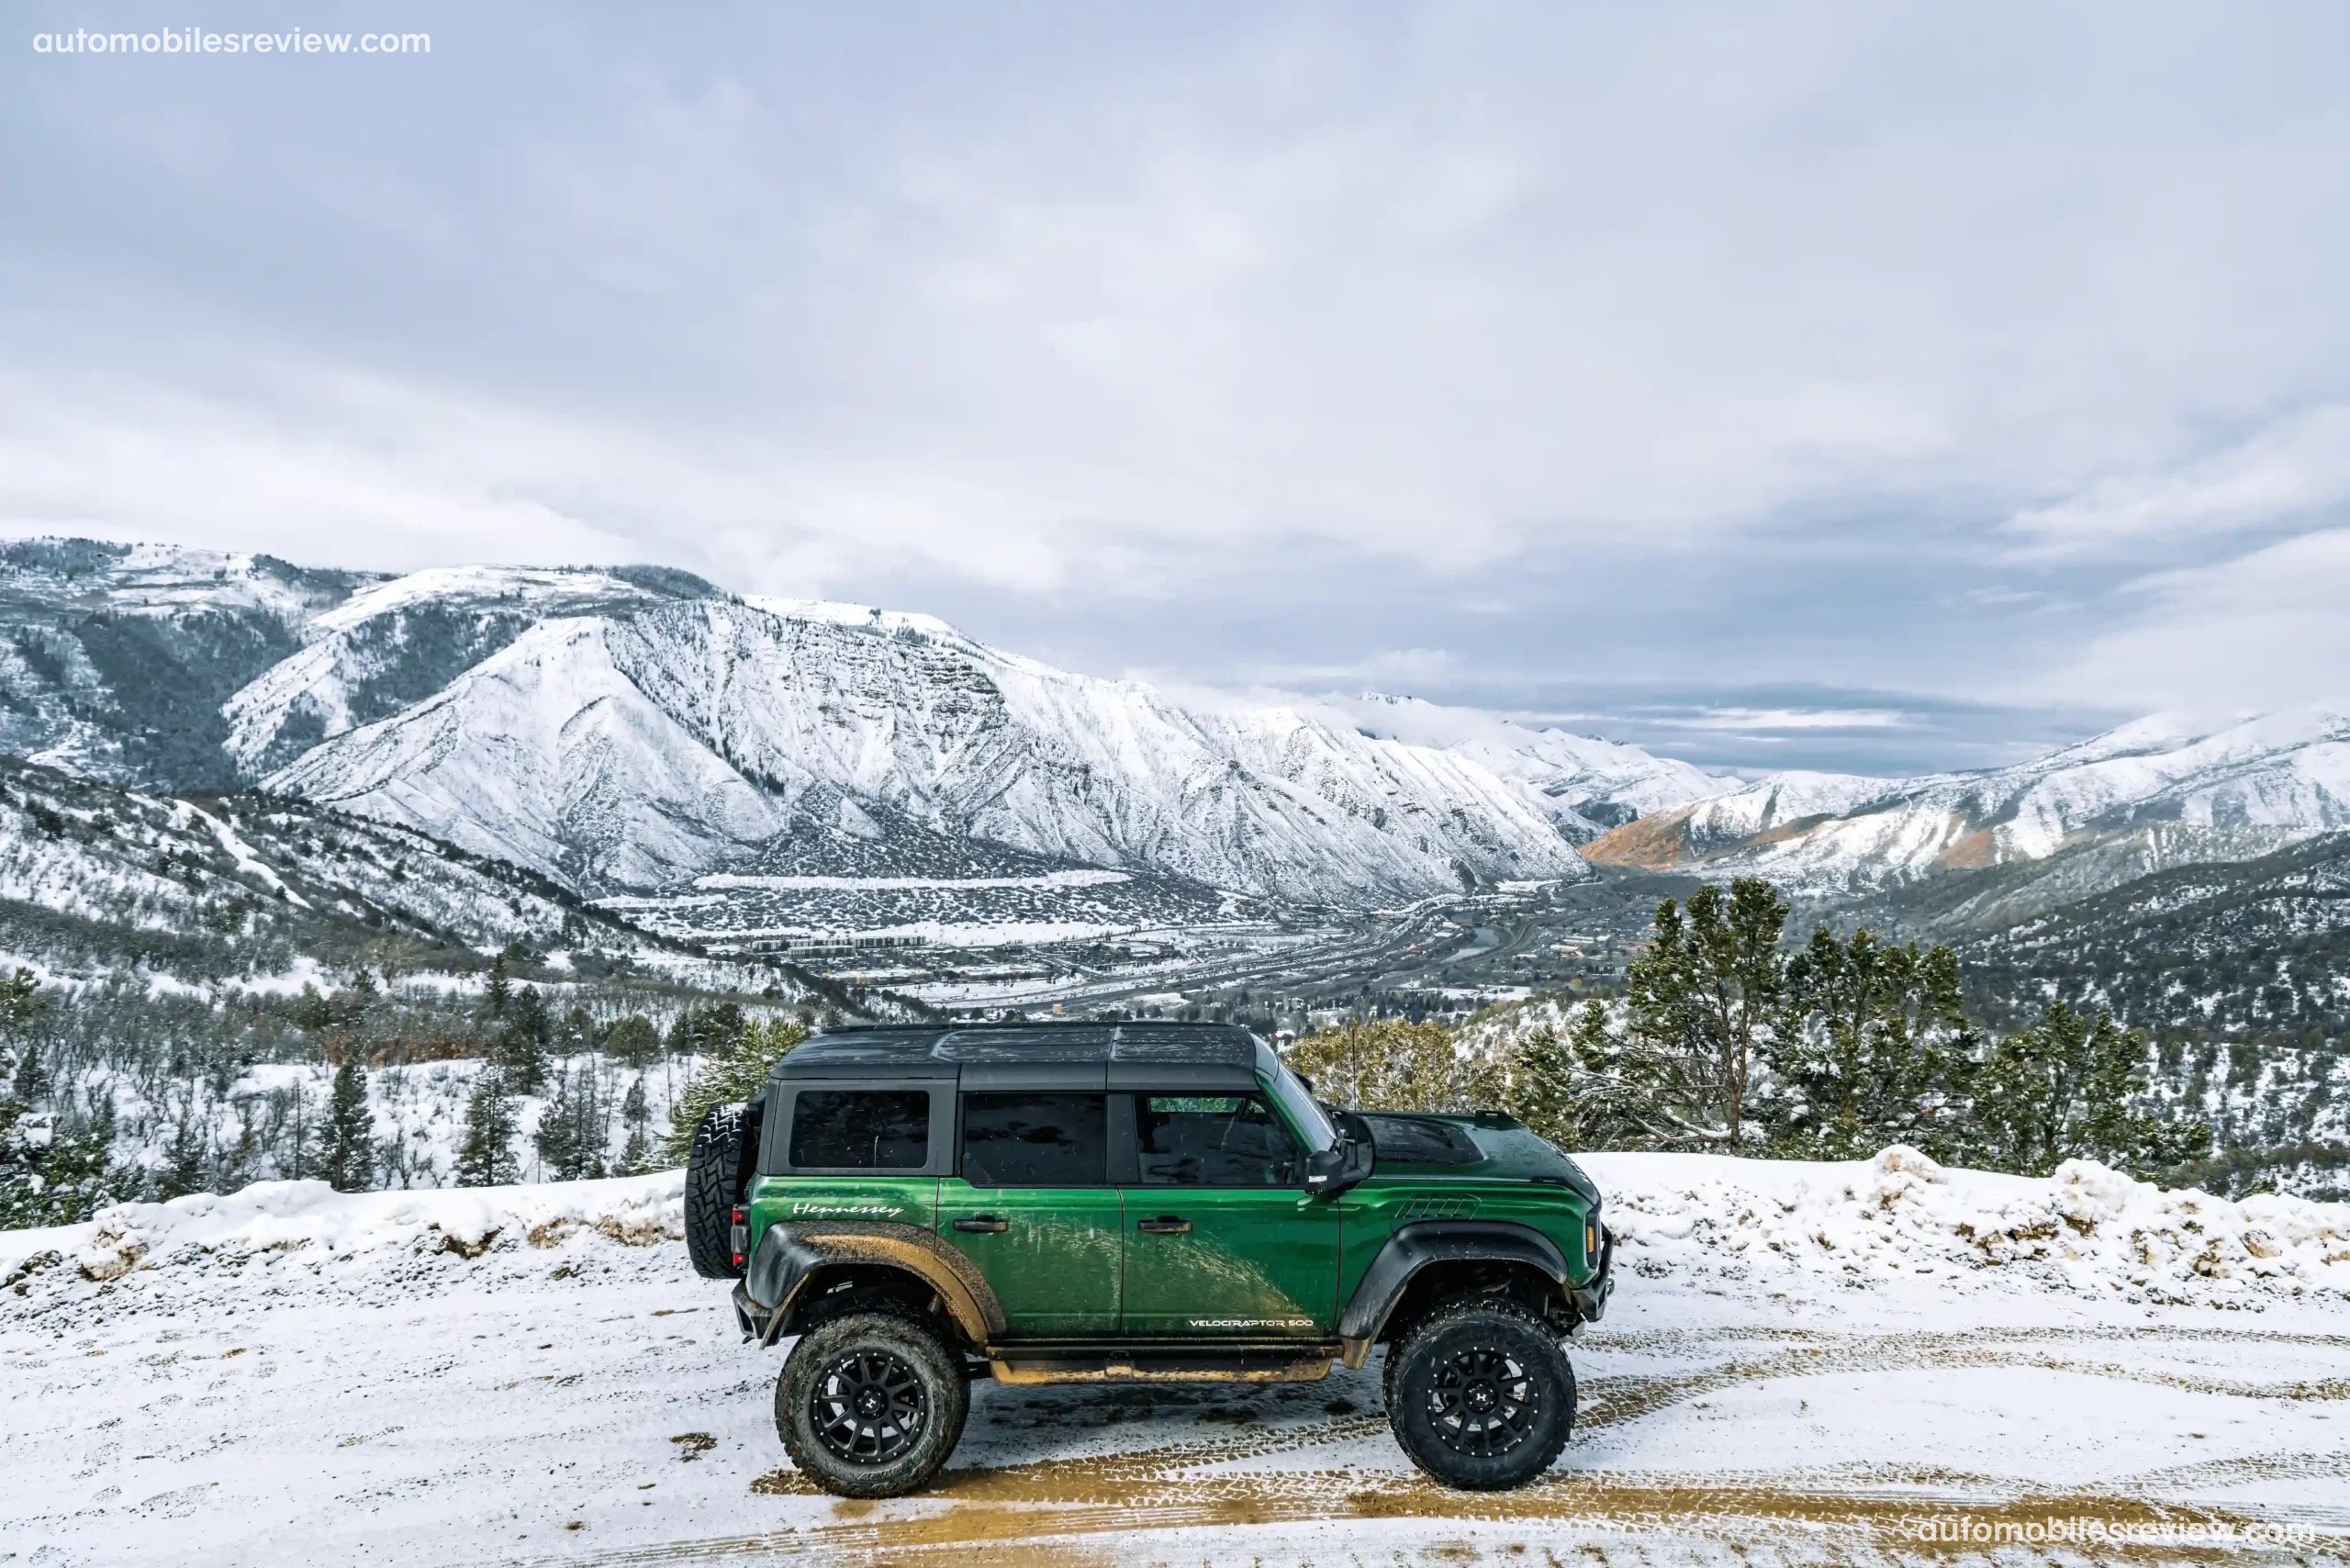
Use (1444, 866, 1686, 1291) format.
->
(1387, 1299, 1574, 1490)
(776, 1310, 968, 1498)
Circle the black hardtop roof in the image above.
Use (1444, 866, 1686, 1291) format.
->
(775, 1021, 1263, 1080)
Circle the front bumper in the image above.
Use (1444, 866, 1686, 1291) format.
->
(1569, 1226, 1615, 1324)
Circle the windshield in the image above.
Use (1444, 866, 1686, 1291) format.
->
(1256, 1041, 1337, 1154)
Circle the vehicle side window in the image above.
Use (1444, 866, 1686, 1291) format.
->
(789, 1090, 930, 1170)
(1136, 1094, 1301, 1187)
(959, 1093, 1107, 1186)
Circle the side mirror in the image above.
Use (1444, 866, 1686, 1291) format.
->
(1304, 1135, 1374, 1197)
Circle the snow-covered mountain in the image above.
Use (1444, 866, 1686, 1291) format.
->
(221, 563, 718, 777)
(264, 598, 1593, 902)
(4, 538, 1756, 905)
(26, 535, 2350, 916)
(1335, 692, 1730, 837)
(0, 538, 371, 787)
(1585, 707, 2350, 894)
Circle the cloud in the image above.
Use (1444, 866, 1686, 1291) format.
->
(2042, 528, 2350, 710)
(2005, 404, 2350, 557)
(2, 4, 2348, 767)
(1654, 708, 1911, 733)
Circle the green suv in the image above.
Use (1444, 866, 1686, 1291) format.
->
(684, 1022, 1613, 1496)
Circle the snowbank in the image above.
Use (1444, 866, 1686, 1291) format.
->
(1583, 1147, 2350, 1310)
(6, 1151, 2346, 1329)
(1, 1172, 684, 1326)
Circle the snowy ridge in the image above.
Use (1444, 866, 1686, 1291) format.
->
(221, 564, 716, 777)
(1338, 692, 1733, 836)
(1586, 706, 2350, 892)
(267, 599, 1594, 902)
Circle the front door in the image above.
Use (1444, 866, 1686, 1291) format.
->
(1120, 1092, 1339, 1338)
(937, 1092, 1122, 1338)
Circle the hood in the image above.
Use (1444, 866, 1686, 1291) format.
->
(1358, 1112, 1602, 1205)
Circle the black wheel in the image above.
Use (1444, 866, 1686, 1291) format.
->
(776, 1311, 968, 1498)
(684, 1102, 753, 1280)
(1387, 1299, 1573, 1490)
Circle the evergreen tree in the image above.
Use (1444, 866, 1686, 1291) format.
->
(25, 1092, 123, 1224)
(280, 1083, 316, 1182)
(666, 1002, 748, 1062)
(1617, 879, 1790, 1148)
(454, 1070, 521, 1188)
(618, 1075, 654, 1175)
(0, 970, 123, 1226)
(533, 1068, 608, 1182)
(1508, 1022, 1577, 1148)
(1763, 927, 1978, 1160)
(493, 983, 551, 1094)
(482, 954, 511, 1017)
(605, 1014, 659, 1070)
(1972, 1003, 2212, 1177)
(660, 1018, 808, 1165)
(320, 1056, 376, 1193)
(1286, 1018, 1497, 1114)
(153, 1108, 212, 1200)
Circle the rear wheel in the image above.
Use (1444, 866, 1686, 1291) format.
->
(777, 1310, 968, 1497)
(1387, 1298, 1574, 1490)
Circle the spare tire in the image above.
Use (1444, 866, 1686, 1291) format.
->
(685, 1101, 761, 1280)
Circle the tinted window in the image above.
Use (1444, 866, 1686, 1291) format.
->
(1136, 1095, 1301, 1186)
(789, 1090, 930, 1170)
(960, 1093, 1107, 1186)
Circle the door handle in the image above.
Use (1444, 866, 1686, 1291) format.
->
(951, 1215, 1009, 1234)
(1136, 1216, 1192, 1235)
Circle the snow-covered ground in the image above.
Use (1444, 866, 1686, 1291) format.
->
(4, 1150, 2344, 1565)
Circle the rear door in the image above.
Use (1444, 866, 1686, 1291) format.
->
(937, 1092, 1122, 1338)
(1119, 1092, 1339, 1338)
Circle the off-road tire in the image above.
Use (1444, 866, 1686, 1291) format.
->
(776, 1309, 968, 1498)
(1386, 1298, 1574, 1490)
(684, 1103, 752, 1280)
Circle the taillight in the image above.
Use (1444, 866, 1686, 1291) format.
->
(729, 1205, 747, 1271)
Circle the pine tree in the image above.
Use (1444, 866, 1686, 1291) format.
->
(1286, 1018, 1491, 1113)
(280, 1083, 315, 1182)
(153, 1108, 212, 1200)
(454, 1070, 520, 1188)
(1763, 926, 1977, 1160)
(493, 984, 551, 1094)
(604, 1014, 659, 1070)
(660, 1018, 808, 1165)
(1617, 879, 1790, 1148)
(0, 970, 113, 1227)
(1507, 1023, 1576, 1148)
(31, 1092, 122, 1224)
(618, 1075, 654, 1175)
(534, 1068, 608, 1182)
(483, 954, 511, 1017)
(1973, 1003, 2211, 1177)
(321, 1056, 376, 1193)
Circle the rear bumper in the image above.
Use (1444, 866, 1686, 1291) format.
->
(731, 1281, 759, 1340)
(1569, 1226, 1615, 1324)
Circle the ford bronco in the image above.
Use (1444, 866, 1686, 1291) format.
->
(683, 1022, 1613, 1496)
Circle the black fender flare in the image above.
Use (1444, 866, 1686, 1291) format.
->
(1337, 1220, 1572, 1361)
(743, 1221, 1008, 1349)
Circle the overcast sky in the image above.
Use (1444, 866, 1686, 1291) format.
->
(6, 4, 2347, 774)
